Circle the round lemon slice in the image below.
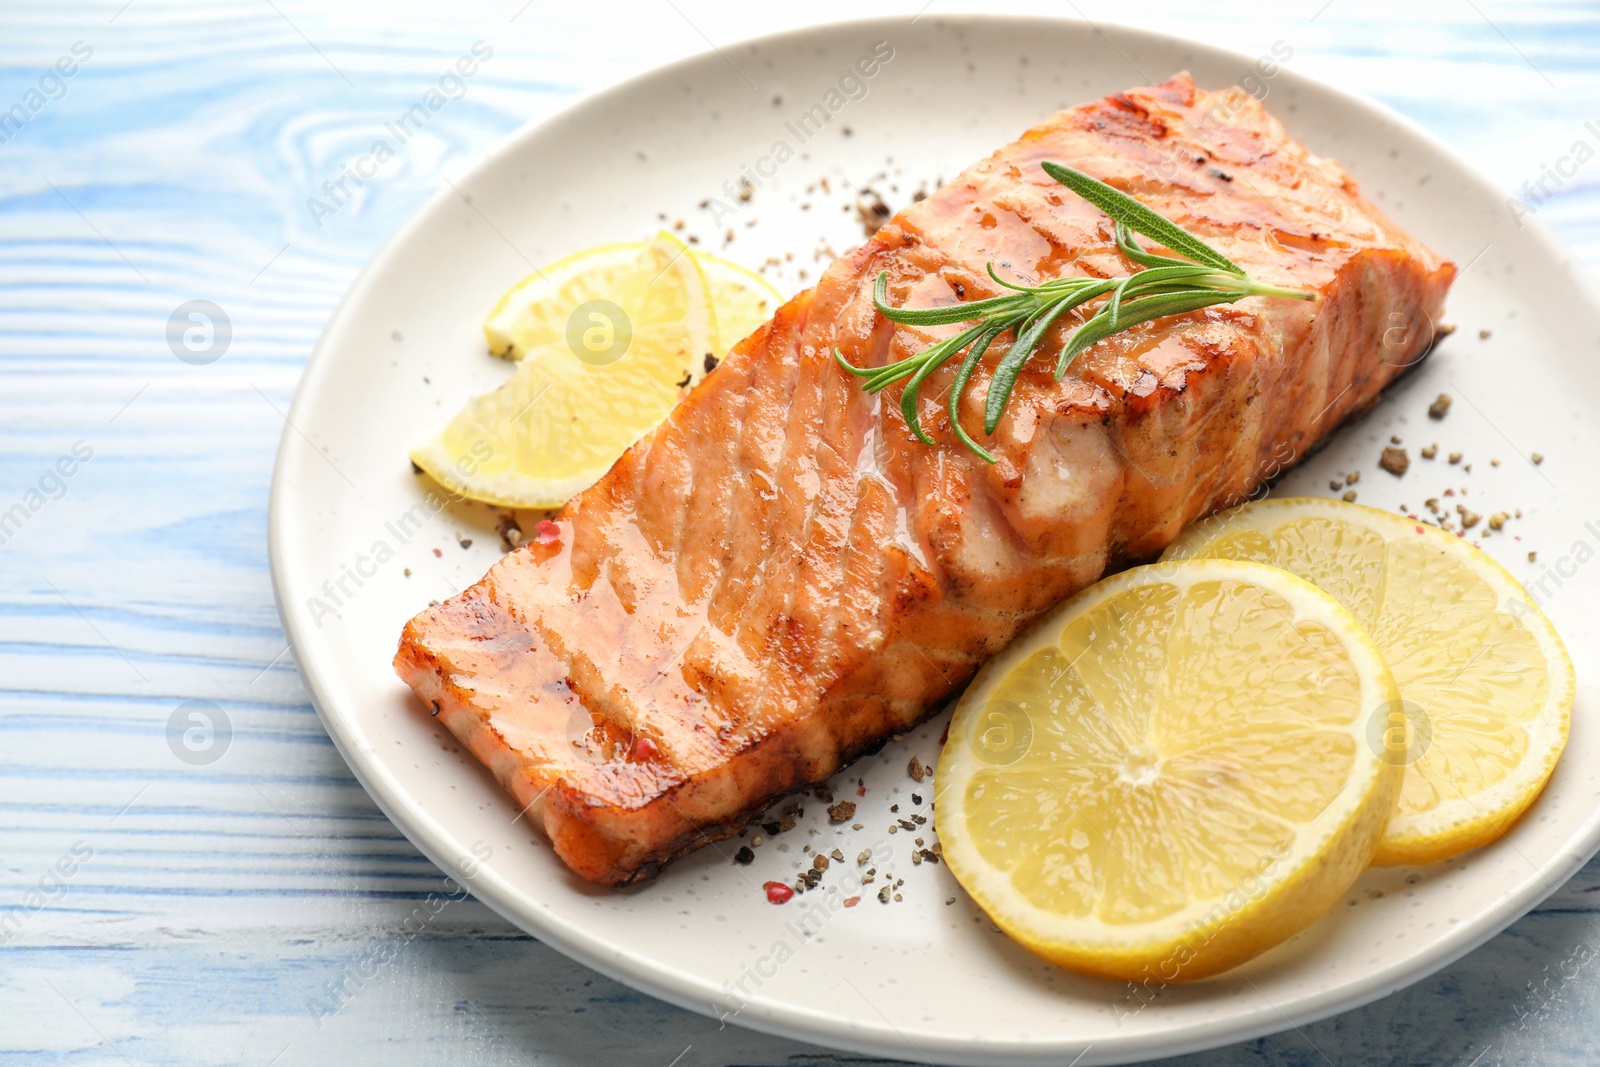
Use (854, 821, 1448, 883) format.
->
(936, 559, 1403, 982)
(1162, 497, 1573, 867)
(412, 233, 716, 508)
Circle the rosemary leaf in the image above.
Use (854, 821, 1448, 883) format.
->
(841, 162, 1316, 462)
(1057, 289, 1244, 376)
(1113, 221, 1179, 269)
(949, 324, 1009, 463)
(873, 271, 1024, 326)
(902, 322, 993, 445)
(984, 282, 1113, 433)
(1041, 162, 1243, 276)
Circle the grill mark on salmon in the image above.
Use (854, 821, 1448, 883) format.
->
(395, 73, 1455, 885)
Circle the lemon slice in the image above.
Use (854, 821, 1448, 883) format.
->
(693, 249, 783, 356)
(412, 233, 716, 507)
(1162, 497, 1573, 867)
(483, 241, 649, 360)
(936, 559, 1402, 982)
(485, 240, 780, 366)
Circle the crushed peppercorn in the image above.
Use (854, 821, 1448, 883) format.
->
(1379, 447, 1409, 476)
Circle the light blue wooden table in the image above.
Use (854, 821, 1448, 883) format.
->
(4, 1, 1598, 1063)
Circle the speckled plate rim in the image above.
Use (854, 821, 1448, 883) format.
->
(268, 14, 1600, 1065)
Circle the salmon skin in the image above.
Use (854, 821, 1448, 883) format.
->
(395, 73, 1454, 886)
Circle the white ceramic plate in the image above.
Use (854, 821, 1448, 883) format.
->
(269, 15, 1600, 1065)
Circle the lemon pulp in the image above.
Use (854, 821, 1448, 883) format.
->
(937, 559, 1401, 981)
(1163, 497, 1572, 866)
(412, 234, 781, 508)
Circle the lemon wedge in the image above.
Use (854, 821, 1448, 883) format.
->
(693, 248, 783, 356)
(417, 236, 785, 508)
(412, 233, 716, 507)
(483, 241, 655, 360)
(936, 559, 1402, 982)
(1163, 497, 1573, 867)
(483, 239, 780, 366)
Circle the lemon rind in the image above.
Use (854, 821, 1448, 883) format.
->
(407, 441, 608, 511)
(419, 234, 717, 509)
(935, 558, 1403, 982)
(483, 240, 649, 360)
(1162, 496, 1574, 868)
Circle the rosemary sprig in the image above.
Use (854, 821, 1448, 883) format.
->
(833, 162, 1315, 463)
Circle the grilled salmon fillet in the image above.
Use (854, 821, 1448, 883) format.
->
(396, 73, 1454, 885)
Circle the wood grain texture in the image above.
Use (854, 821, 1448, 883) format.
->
(2, 1, 1598, 1063)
